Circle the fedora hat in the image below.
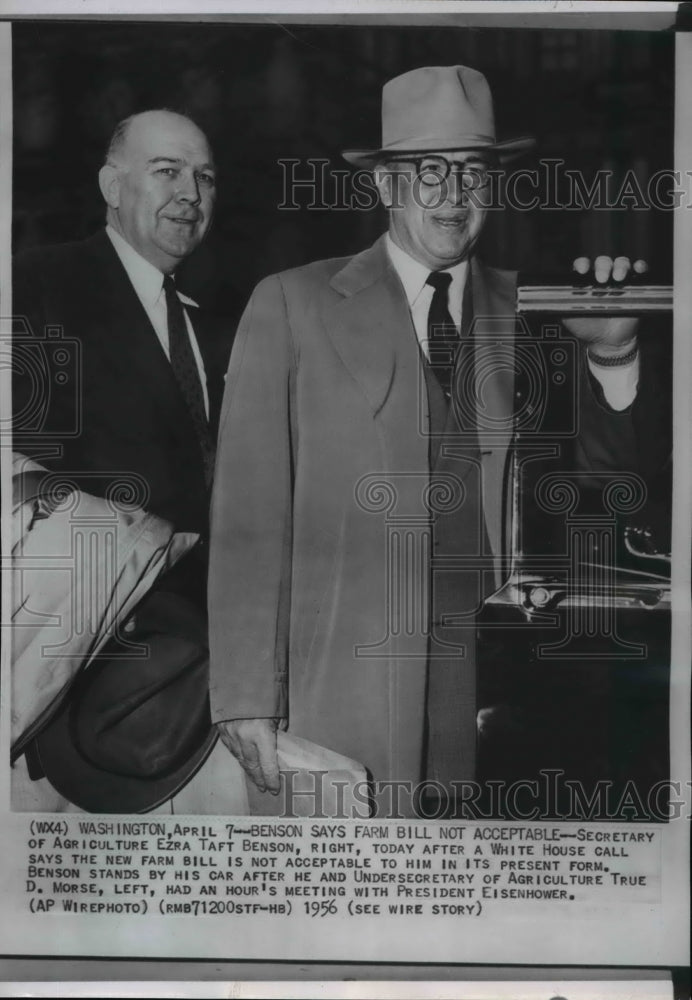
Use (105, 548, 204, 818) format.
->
(343, 65, 534, 168)
(33, 590, 217, 813)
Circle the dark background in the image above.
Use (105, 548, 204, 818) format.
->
(13, 22, 674, 319)
(4, 17, 684, 990)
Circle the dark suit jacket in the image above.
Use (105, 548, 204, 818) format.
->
(13, 230, 233, 605)
(13, 230, 230, 525)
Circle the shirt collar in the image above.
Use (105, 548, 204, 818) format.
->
(105, 225, 198, 308)
(385, 232, 468, 307)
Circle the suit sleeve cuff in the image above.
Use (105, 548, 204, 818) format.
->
(587, 351, 640, 411)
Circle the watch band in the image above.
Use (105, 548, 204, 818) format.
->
(587, 344, 639, 368)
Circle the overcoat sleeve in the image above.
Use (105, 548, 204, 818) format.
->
(208, 274, 297, 724)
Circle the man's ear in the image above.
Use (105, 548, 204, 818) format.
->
(99, 163, 121, 209)
(374, 164, 394, 209)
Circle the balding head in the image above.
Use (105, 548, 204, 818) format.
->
(99, 110, 216, 273)
(105, 110, 210, 166)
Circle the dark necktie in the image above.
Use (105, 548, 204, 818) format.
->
(426, 271, 460, 401)
(163, 275, 215, 487)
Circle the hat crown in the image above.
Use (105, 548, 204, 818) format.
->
(381, 65, 496, 153)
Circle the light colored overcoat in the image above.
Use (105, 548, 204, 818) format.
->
(208, 236, 518, 789)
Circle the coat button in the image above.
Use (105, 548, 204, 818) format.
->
(123, 617, 136, 634)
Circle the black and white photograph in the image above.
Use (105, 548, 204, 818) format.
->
(0, 1, 689, 991)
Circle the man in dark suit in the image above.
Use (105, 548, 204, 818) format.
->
(12, 110, 230, 811)
(208, 66, 666, 815)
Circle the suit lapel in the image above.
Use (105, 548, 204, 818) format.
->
(469, 258, 518, 579)
(470, 257, 517, 453)
(324, 239, 517, 580)
(191, 307, 228, 438)
(326, 236, 409, 417)
(85, 232, 207, 456)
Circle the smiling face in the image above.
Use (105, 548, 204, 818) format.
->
(99, 111, 216, 273)
(376, 152, 492, 270)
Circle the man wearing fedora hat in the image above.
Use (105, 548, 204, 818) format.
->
(208, 66, 663, 811)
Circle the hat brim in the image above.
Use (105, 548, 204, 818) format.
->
(33, 591, 218, 814)
(342, 135, 535, 169)
(34, 691, 217, 814)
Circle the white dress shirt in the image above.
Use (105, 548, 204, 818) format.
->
(386, 234, 468, 358)
(106, 225, 209, 417)
(385, 233, 638, 412)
